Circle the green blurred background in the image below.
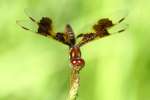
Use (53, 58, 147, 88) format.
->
(0, 0, 150, 100)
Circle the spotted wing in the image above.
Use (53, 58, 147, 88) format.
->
(76, 16, 127, 47)
(17, 9, 70, 46)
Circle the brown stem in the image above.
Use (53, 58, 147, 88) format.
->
(68, 69, 80, 100)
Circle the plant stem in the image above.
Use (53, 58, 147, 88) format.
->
(68, 69, 80, 100)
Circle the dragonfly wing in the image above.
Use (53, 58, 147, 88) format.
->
(76, 33, 97, 47)
(76, 18, 115, 47)
(24, 8, 55, 36)
(76, 11, 128, 47)
(16, 17, 54, 37)
(17, 9, 71, 46)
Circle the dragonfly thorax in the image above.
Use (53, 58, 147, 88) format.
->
(69, 46, 85, 71)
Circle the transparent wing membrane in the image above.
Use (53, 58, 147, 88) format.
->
(24, 8, 40, 22)
(108, 23, 128, 34)
(76, 11, 128, 47)
(108, 10, 128, 24)
(16, 20, 38, 33)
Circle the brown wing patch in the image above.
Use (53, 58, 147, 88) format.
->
(76, 33, 97, 47)
(38, 17, 53, 36)
(93, 18, 114, 37)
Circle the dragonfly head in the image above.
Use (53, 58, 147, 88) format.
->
(70, 58, 85, 71)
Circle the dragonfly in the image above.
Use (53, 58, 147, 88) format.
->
(17, 10, 127, 71)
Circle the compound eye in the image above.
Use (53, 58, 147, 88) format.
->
(71, 58, 85, 71)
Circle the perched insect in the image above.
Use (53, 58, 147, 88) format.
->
(17, 10, 127, 71)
